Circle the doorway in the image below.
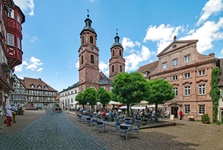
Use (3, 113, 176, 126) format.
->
(171, 106, 178, 118)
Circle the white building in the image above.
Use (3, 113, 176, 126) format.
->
(59, 82, 79, 110)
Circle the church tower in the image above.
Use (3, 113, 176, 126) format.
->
(78, 14, 99, 92)
(109, 31, 125, 80)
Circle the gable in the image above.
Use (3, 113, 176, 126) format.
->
(157, 40, 198, 57)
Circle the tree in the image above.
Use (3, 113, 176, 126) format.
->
(112, 72, 149, 116)
(76, 92, 87, 109)
(210, 66, 221, 123)
(97, 87, 110, 108)
(84, 88, 97, 108)
(146, 78, 175, 122)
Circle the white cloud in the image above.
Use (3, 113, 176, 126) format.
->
(37, 68, 43, 72)
(15, 61, 28, 72)
(143, 24, 183, 53)
(124, 45, 153, 71)
(196, 0, 223, 26)
(14, 0, 35, 16)
(181, 17, 223, 53)
(220, 48, 223, 58)
(122, 37, 140, 50)
(26, 56, 43, 71)
(30, 36, 39, 43)
(75, 61, 79, 69)
(99, 61, 109, 76)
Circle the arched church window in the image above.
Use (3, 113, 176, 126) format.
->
(91, 55, 94, 64)
(113, 50, 114, 56)
(119, 50, 122, 56)
(120, 65, 122, 72)
(81, 55, 83, 64)
(90, 36, 93, 44)
(112, 65, 114, 72)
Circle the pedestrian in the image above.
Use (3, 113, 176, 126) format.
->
(6, 108, 12, 127)
(12, 110, 16, 123)
(179, 110, 183, 120)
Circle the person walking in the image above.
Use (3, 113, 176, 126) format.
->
(12, 110, 16, 123)
(6, 108, 12, 127)
(179, 110, 183, 120)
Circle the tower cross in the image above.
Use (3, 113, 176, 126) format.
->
(87, 9, 90, 18)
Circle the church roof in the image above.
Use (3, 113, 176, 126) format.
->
(138, 61, 158, 73)
(80, 17, 96, 35)
(99, 72, 112, 85)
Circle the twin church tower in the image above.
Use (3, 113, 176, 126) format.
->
(78, 14, 125, 92)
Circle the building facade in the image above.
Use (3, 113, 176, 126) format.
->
(0, 0, 25, 114)
(138, 37, 218, 121)
(10, 74, 28, 106)
(22, 77, 58, 109)
(218, 59, 223, 122)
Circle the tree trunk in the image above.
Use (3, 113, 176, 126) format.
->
(127, 104, 130, 117)
(155, 103, 158, 122)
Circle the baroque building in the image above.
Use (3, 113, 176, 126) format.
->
(138, 37, 218, 121)
(0, 0, 25, 114)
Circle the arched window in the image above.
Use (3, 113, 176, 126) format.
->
(120, 65, 122, 72)
(82, 36, 84, 44)
(90, 36, 93, 44)
(119, 50, 122, 56)
(81, 55, 83, 64)
(112, 65, 114, 72)
(91, 55, 94, 64)
(112, 50, 114, 56)
(30, 84, 35, 88)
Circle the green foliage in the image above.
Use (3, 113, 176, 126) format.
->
(76, 92, 87, 108)
(201, 114, 210, 124)
(112, 72, 149, 116)
(97, 87, 110, 108)
(84, 88, 97, 106)
(210, 67, 221, 123)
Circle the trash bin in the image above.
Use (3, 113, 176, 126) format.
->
(170, 115, 175, 121)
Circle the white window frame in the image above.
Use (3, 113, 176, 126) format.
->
(198, 84, 206, 95)
(199, 105, 205, 115)
(17, 15, 21, 23)
(184, 73, 191, 79)
(184, 105, 190, 114)
(172, 75, 178, 81)
(198, 70, 206, 76)
(184, 55, 190, 63)
(7, 33, 14, 46)
(172, 59, 178, 66)
(7, 8, 14, 18)
(162, 62, 167, 69)
(184, 86, 190, 96)
(173, 87, 178, 96)
(17, 37, 21, 49)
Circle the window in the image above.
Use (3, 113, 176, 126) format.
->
(198, 84, 206, 95)
(173, 87, 178, 96)
(185, 105, 190, 114)
(112, 50, 114, 56)
(172, 45, 177, 48)
(162, 62, 167, 69)
(17, 15, 21, 23)
(199, 105, 205, 114)
(17, 37, 21, 49)
(198, 70, 205, 76)
(7, 33, 14, 46)
(30, 84, 35, 88)
(184, 86, 190, 96)
(37, 85, 42, 89)
(172, 59, 178, 66)
(184, 55, 190, 63)
(82, 36, 84, 44)
(184, 73, 191, 78)
(120, 65, 122, 72)
(81, 55, 83, 64)
(112, 65, 114, 72)
(7, 8, 14, 18)
(90, 36, 93, 44)
(119, 50, 122, 56)
(44, 86, 48, 90)
(172, 75, 178, 81)
(90, 55, 94, 64)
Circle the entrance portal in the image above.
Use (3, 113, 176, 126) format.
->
(171, 106, 178, 118)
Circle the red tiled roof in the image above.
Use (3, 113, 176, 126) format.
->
(138, 61, 158, 73)
(22, 77, 57, 92)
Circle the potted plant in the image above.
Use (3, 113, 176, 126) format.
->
(201, 114, 210, 124)
(18, 106, 24, 115)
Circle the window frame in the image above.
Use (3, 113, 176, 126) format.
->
(184, 72, 191, 79)
(198, 105, 205, 115)
(90, 55, 94, 64)
(184, 86, 191, 96)
(184, 105, 190, 114)
(184, 55, 190, 63)
(198, 84, 206, 95)
(198, 70, 206, 76)
(7, 33, 14, 46)
(172, 58, 178, 66)
(112, 65, 114, 72)
(162, 62, 167, 69)
(172, 75, 178, 81)
(173, 87, 178, 96)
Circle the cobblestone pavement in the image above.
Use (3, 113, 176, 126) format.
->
(0, 110, 109, 150)
(68, 112, 223, 150)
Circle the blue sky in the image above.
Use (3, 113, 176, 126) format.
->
(13, 0, 223, 92)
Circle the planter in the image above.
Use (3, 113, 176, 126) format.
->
(18, 110, 24, 115)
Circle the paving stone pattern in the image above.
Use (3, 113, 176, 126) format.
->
(0, 110, 109, 150)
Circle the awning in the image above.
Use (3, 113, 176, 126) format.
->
(119, 106, 146, 110)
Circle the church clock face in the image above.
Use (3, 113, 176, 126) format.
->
(91, 46, 94, 51)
